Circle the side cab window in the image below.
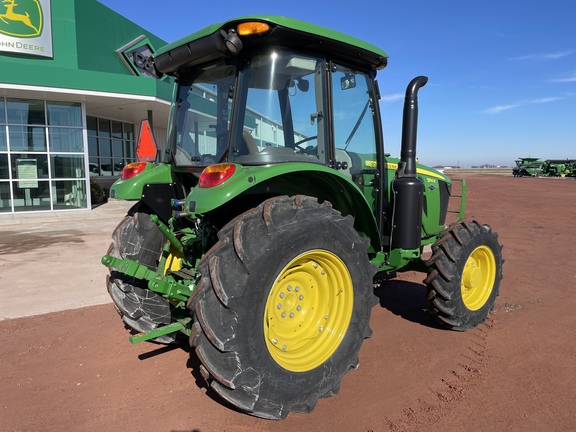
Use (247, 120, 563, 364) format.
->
(330, 64, 378, 188)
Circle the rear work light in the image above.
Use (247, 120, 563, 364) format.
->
(198, 164, 236, 188)
(121, 162, 148, 180)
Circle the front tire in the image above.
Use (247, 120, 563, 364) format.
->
(424, 220, 503, 331)
(188, 195, 376, 419)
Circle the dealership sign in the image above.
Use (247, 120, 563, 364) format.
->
(116, 35, 161, 79)
(0, 0, 52, 58)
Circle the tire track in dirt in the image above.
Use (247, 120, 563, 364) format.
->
(383, 317, 495, 431)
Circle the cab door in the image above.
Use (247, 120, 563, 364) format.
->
(329, 63, 381, 221)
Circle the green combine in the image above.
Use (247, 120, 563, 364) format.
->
(101, 16, 503, 419)
(512, 157, 544, 177)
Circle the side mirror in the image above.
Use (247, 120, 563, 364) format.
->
(341, 74, 356, 90)
(297, 78, 309, 92)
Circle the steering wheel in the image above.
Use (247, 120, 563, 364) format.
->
(294, 135, 318, 154)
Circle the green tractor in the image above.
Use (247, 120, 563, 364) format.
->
(565, 160, 576, 177)
(540, 159, 571, 177)
(102, 16, 503, 420)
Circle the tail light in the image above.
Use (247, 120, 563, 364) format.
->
(121, 162, 148, 180)
(198, 164, 236, 188)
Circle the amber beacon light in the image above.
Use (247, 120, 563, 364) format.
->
(237, 21, 270, 36)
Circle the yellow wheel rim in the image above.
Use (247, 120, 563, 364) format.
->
(264, 250, 354, 372)
(461, 246, 496, 311)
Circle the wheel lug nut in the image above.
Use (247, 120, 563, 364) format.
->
(295, 286, 300, 292)
(272, 339, 278, 344)
(277, 303, 282, 309)
(281, 312, 286, 318)
(282, 345, 287, 350)
(324, 315, 329, 320)
(318, 327, 323, 332)
(321, 270, 326, 275)
(289, 313, 294, 318)
(299, 295, 303, 300)
(279, 292, 285, 298)
(296, 306, 302, 311)
(313, 263, 318, 269)
(287, 285, 292, 291)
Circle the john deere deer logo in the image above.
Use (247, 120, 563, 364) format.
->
(0, 0, 43, 37)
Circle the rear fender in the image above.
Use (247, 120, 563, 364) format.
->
(109, 163, 174, 200)
(186, 163, 381, 252)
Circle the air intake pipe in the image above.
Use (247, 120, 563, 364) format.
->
(390, 76, 428, 251)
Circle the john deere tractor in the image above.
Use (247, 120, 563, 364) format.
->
(540, 159, 571, 177)
(102, 16, 503, 420)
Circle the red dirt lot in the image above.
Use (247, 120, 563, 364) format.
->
(1, 175, 575, 432)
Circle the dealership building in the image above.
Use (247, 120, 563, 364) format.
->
(0, 0, 173, 213)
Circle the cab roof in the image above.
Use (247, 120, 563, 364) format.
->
(154, 15, 389, 75)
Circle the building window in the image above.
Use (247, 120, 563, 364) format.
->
(0, 97, 86, 213)
(87, 116, 134, 177)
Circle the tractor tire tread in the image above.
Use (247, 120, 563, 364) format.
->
(188, 195, 375, 419)
(424, 220, 503, 330)
(106, 210, 178, 344)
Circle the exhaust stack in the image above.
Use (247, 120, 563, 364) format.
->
(390, 76, 428, 251)
(398, 76, 428, 177)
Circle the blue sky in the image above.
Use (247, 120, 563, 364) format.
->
(98, 0, 575, 167)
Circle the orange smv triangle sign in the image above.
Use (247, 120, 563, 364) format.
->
(137, 119, 158, 162)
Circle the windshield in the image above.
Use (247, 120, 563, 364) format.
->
(170, 51, 326, 167)
(233, 51, 325, 165)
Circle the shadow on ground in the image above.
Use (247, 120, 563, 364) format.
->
(0, 230, 85, 254)
(374, 278, 443, 330)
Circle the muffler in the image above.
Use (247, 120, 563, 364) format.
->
(390, 76, 428, 250)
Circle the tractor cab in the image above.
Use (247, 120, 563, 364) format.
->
(150, 17, 388, 203)
(168, 50, 378, 174)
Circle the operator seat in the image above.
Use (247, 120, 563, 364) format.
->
(243, 131, 259, 153)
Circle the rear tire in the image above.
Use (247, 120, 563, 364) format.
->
(188, 195, 376, 419)
(106, 205, 180, 344)
(424, 220, 503, 331)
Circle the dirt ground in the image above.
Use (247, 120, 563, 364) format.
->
(1, 175, 575, 432)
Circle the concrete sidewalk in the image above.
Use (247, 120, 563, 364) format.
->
(0, 199, 134, 320)
(0, 199, 134, 228)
